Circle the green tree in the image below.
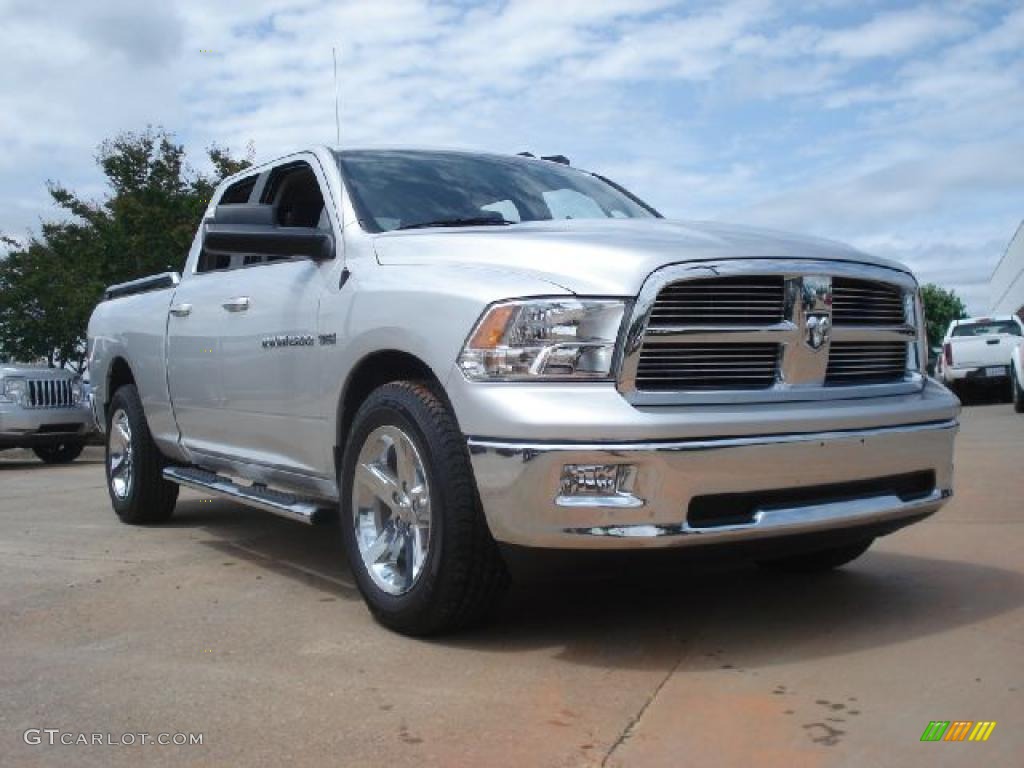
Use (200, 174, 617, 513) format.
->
(0, 128, 251, 368)
(0, 224, 104, 368)
(920, 283, 968, 348)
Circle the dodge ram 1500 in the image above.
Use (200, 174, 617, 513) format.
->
(87, 147, 959, 634)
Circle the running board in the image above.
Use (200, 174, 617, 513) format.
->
(162, 466, 330, 525)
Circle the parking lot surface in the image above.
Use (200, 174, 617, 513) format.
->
(1, 404, 1021, 767)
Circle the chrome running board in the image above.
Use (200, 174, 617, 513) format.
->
(162, 466, 330, 525)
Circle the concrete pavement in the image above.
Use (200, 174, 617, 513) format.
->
(1, 404, 1021, 767)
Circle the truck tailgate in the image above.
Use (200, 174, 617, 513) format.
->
(950, 334, 1017, 367)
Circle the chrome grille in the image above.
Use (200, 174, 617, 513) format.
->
(27, 379, 74, 409)
(648, 276, 785, 327)
(826, 342, 908, 385)
(636, 343, 779, 390)
(619, 260, 921, 403)
(832, 278, 905, 326)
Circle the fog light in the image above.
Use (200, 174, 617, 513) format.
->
(557, 464, 643, 507)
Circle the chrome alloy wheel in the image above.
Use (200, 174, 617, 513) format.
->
(108, 408, 134, 500)
(352, 425, 432, 596)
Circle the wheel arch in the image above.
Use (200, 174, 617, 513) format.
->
(104, 356, 136, 423)
(336, 349, 453, 461)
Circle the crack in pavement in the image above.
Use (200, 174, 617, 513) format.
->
(219, 540, 358, 591)
(600, 647, 687, 767)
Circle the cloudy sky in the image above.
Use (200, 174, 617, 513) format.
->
(2, 0, 1022, 311)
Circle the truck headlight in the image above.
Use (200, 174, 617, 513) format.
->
(0, 376, 27, 404)
(458, 298, 627, 381)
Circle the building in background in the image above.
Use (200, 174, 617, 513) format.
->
(991, 220, 1024, 320)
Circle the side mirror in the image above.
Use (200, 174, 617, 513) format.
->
(203, 224, 335, 261)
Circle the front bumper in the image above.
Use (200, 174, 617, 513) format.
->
(0, 402, 94, 449)
(468, 419, 956, 549)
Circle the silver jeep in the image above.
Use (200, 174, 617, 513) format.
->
(0, 364, 94, 463)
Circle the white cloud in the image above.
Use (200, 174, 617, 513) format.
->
(740, 140, 1024, 234)
(817, 5, 971, 59)
(577, 0, 774, 82)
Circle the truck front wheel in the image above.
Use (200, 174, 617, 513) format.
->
(105, 384, 178, 524)
(340, 381, 508, 636)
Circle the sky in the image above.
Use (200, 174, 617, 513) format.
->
(2, 0, 1022, 312)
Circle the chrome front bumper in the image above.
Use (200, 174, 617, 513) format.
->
(468, 419, 956, 549)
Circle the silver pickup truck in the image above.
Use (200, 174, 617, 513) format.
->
(1, 364, 93, 463)
(87, 147, 959, 635)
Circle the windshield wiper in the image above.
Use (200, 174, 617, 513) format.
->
(396, 217, 511, 230)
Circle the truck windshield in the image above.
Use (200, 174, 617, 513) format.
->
(334, 150, 659, 233)
(952, 320, 1021, 337)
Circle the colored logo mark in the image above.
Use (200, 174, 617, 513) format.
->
(920, 721, 996, 742)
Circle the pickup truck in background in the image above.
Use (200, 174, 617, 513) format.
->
(87, 147, 959, 635)
(0, 364, 93, 463)
(939, 316, 1023, 401)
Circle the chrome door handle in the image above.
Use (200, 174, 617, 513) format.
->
(222, 297, 250, 312)
(169, 303, 192, 317)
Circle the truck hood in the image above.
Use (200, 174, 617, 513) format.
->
(0, 365, 75, 380)
(372, 218, 910, 295)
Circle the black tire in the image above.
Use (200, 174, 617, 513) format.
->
(105, 384, 178, 524)
(1013, 367, 1024, 413)
(32, 442, 85, 464)
(340, 381, 508, 636)
(757, 539, 874, 573)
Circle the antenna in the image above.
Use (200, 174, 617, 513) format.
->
(332, 47, 340, 146)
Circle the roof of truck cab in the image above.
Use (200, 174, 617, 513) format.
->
(216, 146, 558, 189)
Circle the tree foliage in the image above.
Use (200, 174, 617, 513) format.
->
(920, 283, 969, 348)
(0, 129, 251, 368)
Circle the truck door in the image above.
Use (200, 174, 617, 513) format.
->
(166, 268, 233, 457)
(206, 159, 338, 476)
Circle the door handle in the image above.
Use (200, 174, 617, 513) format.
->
(222, 297, 251, 312)
(169, 303, 192, 317)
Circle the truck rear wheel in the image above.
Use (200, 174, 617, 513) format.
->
(106, 384, 178, 524)
(33, 442, 85, 464)
(340, 381, 508, 636)
(757, 538, 873, 573)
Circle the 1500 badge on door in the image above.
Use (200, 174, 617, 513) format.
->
(260, 333, 337, 349)
(261, 334, 315, 349)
